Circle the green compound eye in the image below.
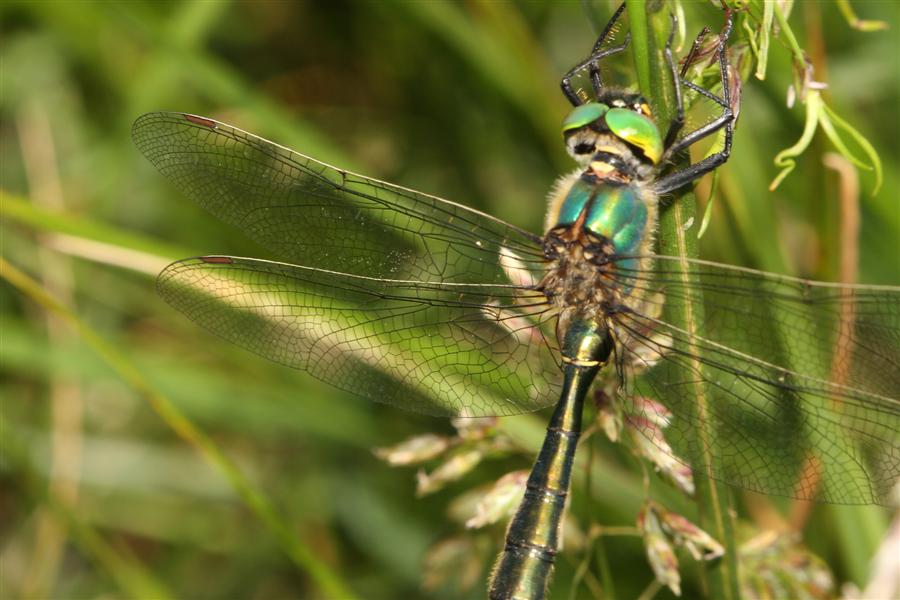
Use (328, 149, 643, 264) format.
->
(604, 107, 663, 164)
(562, 102, 609, 133)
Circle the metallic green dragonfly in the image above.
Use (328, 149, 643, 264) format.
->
(134, 5, 899, 599)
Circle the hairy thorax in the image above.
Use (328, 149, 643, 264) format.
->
(538, 223, 621, 320)
(537, 177, 666, 371)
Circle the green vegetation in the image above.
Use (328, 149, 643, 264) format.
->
(2, 2, 897, 598)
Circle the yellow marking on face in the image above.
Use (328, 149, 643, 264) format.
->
(590, 161, 615, 174)
(639, 103, 653, 117)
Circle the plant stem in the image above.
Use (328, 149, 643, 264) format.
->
(626, 0, 652, 100)
(626, 3, 741, 599)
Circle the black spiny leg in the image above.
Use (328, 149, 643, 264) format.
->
(654, 9, 735, 195)
(560, 2, 629, 106)
(662, 21, 710, 150)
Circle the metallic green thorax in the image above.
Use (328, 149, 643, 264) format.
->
(489, 318, 613, 600)
(555, 177, 649, 276)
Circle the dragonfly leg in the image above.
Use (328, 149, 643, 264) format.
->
(654, 8, 736, 195)
(662, 18, 710, 150)
(560, 2, 630, 106)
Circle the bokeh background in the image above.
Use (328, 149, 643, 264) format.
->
(2, 1, 898, 599)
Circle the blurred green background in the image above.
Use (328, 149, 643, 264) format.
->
(2, 1, 898, 599)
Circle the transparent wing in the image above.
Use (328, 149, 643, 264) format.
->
(157, 256, 562, 417)
(611, 256, 900, 505)
(563, 3, 632, 104)
(132, 112, 546, 284)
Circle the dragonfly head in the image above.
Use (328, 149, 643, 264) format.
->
(562, 94, 663, 174)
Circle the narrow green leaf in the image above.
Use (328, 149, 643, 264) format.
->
(820, 103, 883, 194)
(770, 91, 822, 191)
(835, 0, 889, 32)
(1, 191, 192, 261)
(754, 1, 774, 80)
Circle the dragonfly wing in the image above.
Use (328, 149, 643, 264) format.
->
(133, 112, 545, 285)
(158, 256, 562, 417)
(611, 256, 900, 505)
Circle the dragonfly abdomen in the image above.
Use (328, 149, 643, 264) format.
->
(489, 323, 613, 600)
(488, 432, 574, 600)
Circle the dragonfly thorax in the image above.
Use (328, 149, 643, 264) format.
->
(540, 170, 658, 327)
(538, 222, 624, 320)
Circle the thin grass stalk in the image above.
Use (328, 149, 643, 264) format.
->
(626, 3, 741, 598)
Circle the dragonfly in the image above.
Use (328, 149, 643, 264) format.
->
(133, 5, 900, 600)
